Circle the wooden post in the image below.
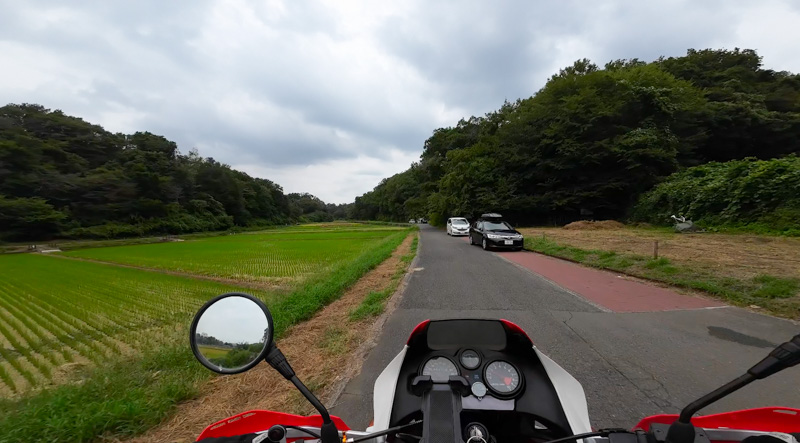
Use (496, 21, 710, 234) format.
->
(653, 240, 659, 259)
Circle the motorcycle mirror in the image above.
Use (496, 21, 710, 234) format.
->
(190, 292, 274, 374)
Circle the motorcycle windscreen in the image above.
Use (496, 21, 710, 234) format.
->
(426, 319, 507, 350)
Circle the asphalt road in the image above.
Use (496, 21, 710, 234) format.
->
(330, 224, 800, 429)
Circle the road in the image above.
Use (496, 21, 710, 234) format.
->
(330, 224, 799, 429)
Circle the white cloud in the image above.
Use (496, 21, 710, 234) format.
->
(731, 0, 800, 73)
(236, 149, 420, 204)
(2, 0, 798, 203)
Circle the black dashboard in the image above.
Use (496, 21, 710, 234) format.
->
(418, 349, 524, 398)
(388, 319, 576, 442)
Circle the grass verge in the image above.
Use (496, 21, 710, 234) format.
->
(0, 229, 412, 443)
(349, 234, 418, 321)
(524, 237, 800, 319)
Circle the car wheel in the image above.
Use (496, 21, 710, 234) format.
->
(469, 235, 474, 245)
(482, 238, 488, 250)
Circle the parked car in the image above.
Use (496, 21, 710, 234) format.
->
(446, 217, 470, 236)
(418, 217, 428, 224)
(408, 219, 416, 224)
(468, 213, 524, 251)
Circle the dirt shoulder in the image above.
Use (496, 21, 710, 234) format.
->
(127, 233, 417, 443)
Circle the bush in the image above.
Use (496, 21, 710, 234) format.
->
(631, 156, 800, 233)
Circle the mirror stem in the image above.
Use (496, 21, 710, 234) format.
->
(289, 375, 332, 423)
(677, 373, 754, 423)
(265, 344, 334, 424)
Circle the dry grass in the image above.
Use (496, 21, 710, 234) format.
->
(562, 220, 626, 230)
(126, 234, 416, 443)
(519, 226, 800, 280)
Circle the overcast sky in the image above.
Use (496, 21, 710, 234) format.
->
(3, 1, 799, 203)
(196, 295, 269, 345)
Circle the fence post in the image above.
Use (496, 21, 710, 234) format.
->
(653, 240, 659, 259)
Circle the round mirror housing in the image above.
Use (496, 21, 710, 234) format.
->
(190, 292, 274, 374)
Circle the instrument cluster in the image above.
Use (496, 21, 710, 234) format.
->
(419, 348, 523, 398)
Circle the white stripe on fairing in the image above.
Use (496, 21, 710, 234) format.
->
(534, 347, 593, 435)
(370, 346, 408, 433)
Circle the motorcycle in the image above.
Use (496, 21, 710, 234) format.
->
(189, 292, 800, 443)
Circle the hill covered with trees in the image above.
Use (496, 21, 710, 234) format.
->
(0, 104, 341, 241)
(351, 49, 800, 229)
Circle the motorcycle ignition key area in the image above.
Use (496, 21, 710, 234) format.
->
(471, 381, 487, 398)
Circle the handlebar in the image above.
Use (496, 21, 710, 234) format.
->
(254, 425, 798, 443)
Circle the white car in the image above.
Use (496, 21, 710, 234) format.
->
(446, 217, 470, 236)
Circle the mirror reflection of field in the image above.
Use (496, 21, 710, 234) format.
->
(0, 224, 405, 397)
(197, 345, 231, 360)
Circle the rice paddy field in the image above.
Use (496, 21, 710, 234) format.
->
(0, 224, 407, 398)
(63, 229, 402, 282)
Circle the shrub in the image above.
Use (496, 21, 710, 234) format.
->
(631, 156, 800, 233)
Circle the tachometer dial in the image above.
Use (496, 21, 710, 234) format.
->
(484, 360, 521, 395)
(460, 349, 481, 369)
(421, 357, 458, 382)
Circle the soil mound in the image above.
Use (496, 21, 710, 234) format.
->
(563, 220, 625, 230)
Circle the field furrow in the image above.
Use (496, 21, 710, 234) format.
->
(0, 225, 404, 396)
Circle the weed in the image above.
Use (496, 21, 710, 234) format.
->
(320, 326, 349, 354)
(751, 275, 800, 299)
(349, 289, 394, 321)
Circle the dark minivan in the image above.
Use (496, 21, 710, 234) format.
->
(469, 213, 524, 251)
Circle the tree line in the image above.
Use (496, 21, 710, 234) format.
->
(0, 104, 344, 241)
(351, 49, 800, 228)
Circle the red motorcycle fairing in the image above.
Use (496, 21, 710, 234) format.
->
(196, 410, 351, 441)
(634, 407, 800, 434)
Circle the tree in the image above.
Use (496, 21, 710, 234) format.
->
(0, 104, 302, 240)
(352, 48, 800, 227)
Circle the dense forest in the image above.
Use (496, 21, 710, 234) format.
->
(0, 104, 343, 241)
(351, 49, 800, 229)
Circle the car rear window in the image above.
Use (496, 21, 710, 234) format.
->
(484, 221, 512, 230)
(452, 219, 468, 225)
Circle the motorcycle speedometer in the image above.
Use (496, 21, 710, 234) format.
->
(421, 356, 459, 382)
(484, 360, 521, 395)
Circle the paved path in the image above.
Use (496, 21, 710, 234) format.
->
(495, 250, 725, 313)
(330, 225, 799, 430)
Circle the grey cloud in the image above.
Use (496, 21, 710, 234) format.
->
(377, 1, 593, 111)
(2, 0, 798, 202)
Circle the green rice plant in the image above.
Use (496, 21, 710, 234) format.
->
(0, 225, 411, 396)
(0, 254, 279, 394)
(62, 229, 401, 282)
(0, 227, 412, 443)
